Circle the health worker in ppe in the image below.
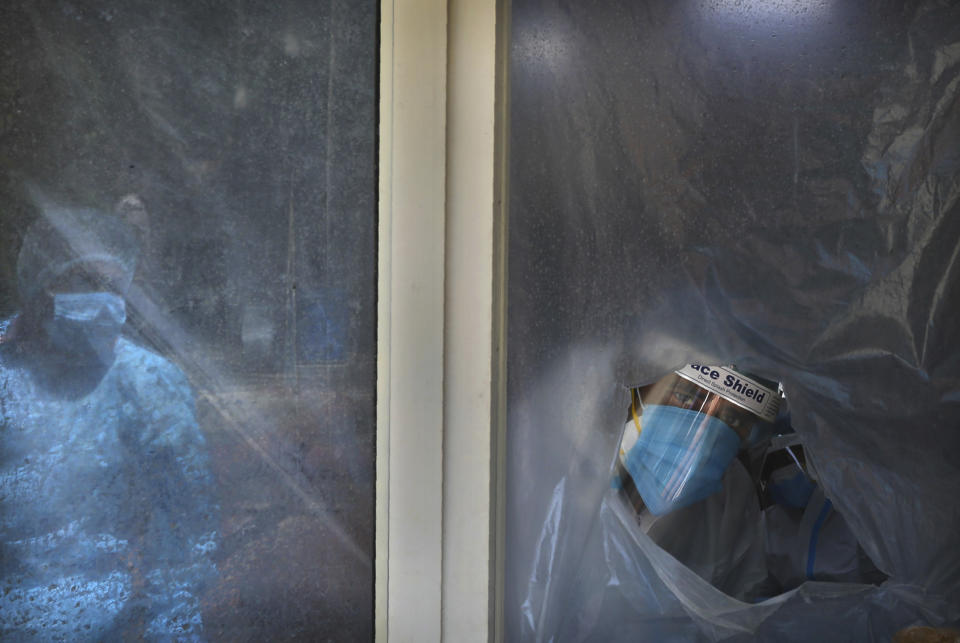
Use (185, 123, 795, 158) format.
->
(0, 207, 218, 640)
(758, 434, 886, 594)
(614, 365, 885, 601)
(613, 365, 780, 599)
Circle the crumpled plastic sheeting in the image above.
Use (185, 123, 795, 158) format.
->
(506, 1, 960, 640)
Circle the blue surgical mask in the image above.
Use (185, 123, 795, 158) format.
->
(624, 404, 741, 516)
(43, 292, 126, 363)
(768, 466, 816, 509)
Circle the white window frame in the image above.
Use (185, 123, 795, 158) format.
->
(376, 0, 509, 640)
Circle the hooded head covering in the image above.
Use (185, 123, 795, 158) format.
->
(17, 207, 139, 304)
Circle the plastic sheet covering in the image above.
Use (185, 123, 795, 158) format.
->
(507, 0, 960, 640)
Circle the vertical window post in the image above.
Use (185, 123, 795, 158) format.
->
(378, 0, 508, 640)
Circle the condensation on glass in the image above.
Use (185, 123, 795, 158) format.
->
(0, 1, 376, 640)
(507, 0, 960, 641)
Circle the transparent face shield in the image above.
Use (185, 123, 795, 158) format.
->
(637, 373, 762, 441)
(616, 365, 781, 516)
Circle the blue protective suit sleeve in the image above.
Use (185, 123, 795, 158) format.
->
(114, 341, 219, 640)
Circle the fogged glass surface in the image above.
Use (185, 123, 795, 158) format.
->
(507, 0, 960, 641)
(1, 1, 376, 639)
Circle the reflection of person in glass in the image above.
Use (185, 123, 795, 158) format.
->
(0, 207, 218, 639)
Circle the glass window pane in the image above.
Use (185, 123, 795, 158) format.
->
(1, 1, 377, 639)
(507, 0, 960, 640)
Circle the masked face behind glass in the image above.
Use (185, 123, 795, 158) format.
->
(626, 374, 763, 515)
(41, 262, 129, 366)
